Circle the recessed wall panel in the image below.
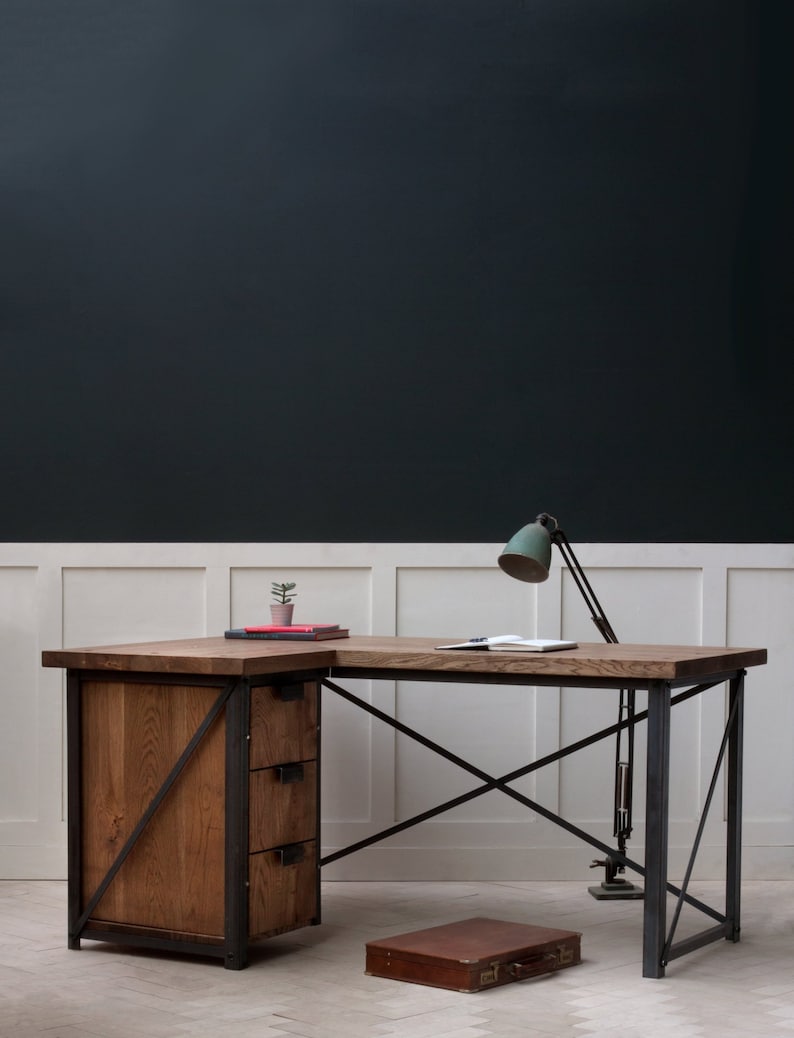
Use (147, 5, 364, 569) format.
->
(395, 567, 538, 823)
(396, 566, 535, 641)
(0, 568, 39, 818)
(394, 681, 537, 823)
(230, 566, 372, 633)
(560, 567, 704, 823)
(62, 568, 206, 646)
(728, 568, 794, 825)
(231, 566, 375, 821)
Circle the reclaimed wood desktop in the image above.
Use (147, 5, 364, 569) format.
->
(42, 636, 767, 978)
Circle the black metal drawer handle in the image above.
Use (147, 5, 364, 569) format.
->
(276, 682, 305, 701)
(277, 764, 305, 784)
(277, 843, 306, 866)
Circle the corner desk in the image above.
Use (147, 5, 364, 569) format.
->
(41, 636, 767, 978)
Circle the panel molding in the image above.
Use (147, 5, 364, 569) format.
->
(0, 541, 791, 880)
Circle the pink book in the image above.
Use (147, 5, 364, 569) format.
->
(243, 624, 339, 634)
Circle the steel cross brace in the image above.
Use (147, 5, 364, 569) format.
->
(320, 672, 743, 967)
(661, 672, 744, 966)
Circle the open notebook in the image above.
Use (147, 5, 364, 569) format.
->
(436, 635, 578, 652)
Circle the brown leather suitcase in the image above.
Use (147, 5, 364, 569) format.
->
(365, 917, 582, 992)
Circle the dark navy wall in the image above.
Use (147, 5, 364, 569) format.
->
(1, 1, 791, 542)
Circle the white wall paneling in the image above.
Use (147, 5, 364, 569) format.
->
(1, 542, 791, 881)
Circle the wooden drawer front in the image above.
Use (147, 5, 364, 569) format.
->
(248, 841, 318, 939)
(249, 682, 317, 770)
(249, 761, 317, 853)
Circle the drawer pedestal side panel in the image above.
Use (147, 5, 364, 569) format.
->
(80, 680, 226, 937)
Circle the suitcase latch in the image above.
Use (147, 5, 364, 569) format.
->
(479, 961, 501, 986)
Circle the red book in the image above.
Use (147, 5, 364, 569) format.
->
(226, 628, 349, 641)
(243, 624, 339, 634)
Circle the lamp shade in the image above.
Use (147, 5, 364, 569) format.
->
(498, 518, 553, 583)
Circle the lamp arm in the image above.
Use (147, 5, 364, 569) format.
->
(551, 525, 635, 861)
(501, 511, 637, 875)
(550, 528, 619, 645)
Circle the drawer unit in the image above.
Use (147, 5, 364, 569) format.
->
(247, 680, 320, 942)
(67, 670, 321, 968)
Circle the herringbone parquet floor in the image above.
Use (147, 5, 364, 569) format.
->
(1, 879, 792, 1037)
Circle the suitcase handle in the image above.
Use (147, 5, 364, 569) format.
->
(509, 952, 559, 980)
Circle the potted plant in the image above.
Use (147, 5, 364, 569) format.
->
(270, 581, 297, 625)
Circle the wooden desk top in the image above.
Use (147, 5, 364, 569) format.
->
(42, 636, 767, 683)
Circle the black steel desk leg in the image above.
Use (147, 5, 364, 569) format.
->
(725, 671, 744, 943)
(66, 671, 82, 950)
(644, 680, 671, 978)
(224, 678, 250, 970)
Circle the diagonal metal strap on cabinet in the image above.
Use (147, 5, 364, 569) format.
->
(70, 676, 239, 941)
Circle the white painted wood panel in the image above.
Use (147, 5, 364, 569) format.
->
(727, 567, 794, 837)
(0, 542, 791, 881)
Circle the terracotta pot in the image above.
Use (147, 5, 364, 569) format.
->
(270, 603, 294, 625)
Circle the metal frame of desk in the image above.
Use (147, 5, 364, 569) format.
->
(42, 637, 767, 979)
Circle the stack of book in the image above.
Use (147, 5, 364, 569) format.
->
(224, 624, 349, 641)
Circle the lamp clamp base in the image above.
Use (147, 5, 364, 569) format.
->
(588, 856, 644, 901)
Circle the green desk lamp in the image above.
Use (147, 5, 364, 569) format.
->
(499, 512, 642, 900)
